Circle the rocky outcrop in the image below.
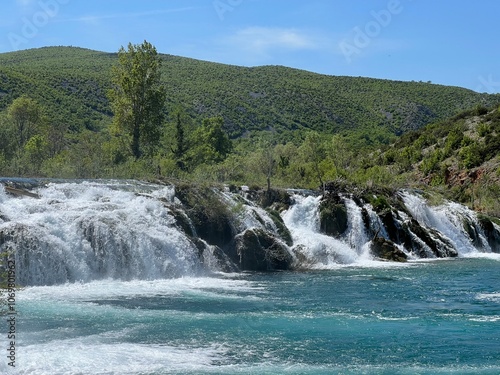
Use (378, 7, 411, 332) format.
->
(235, 228, 293, 271)
(173, 184, 294, 272)
(371, 237, 407, 262)
(319, 192, 348, 237)
(405, 219, 458, 258)
(478, 216, 500, 253)
(175, 185, 235, 249)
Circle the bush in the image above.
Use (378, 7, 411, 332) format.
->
(420, 149, 443, 175)
(459, 142, 483, 169)
(473, 105, 489, 116)
(477, 123, 491, 137)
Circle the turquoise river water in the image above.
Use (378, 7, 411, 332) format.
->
(4, 257, 500, 374)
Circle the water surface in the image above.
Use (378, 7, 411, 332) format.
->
(7, 258, 500, 374)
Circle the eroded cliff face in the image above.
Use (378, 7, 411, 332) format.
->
(1, 179, 499, 286)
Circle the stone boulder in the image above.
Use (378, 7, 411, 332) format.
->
(319, 193, 348, 237)
(370, 237, 407, 262)
(235, 228, 293, 271)
(479, 216, 500, 253)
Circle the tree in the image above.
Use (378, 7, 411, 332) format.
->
(300, 131, 327, 191)
(108, 41, 166, 159)
(330, 135, 353, 174)
(171, 110, 188, 170)
(257, 141, 276, 192)
(7, 96, 41, 149)
(24, 134, 49, 174)
(189, 117, 232, 167)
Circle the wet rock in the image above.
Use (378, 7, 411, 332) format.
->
(235, 228, 293, 271)
(266, 208, 293, 246)
(258, 188, 292, 211)
(406, 219, 458, 258)
(478, 216, 500, 253)
(462, 218, 483, 249)
(169, 207, 196, 238)
(319, 193, 348, 237)
(370, 237, 407, 262)
(175, 185, 235, 248)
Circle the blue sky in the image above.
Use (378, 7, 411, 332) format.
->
(1, 0, 499, 93)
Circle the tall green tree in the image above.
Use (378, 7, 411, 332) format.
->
(257, 140, 276, 192)
(189, 117, 232, 167)
(300, 131, 327, 191)
(7, 96, 42, 149)
(171, 110, 189, 170)
(108, 41, 166, 159)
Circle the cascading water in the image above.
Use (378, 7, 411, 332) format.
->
(1, 182, 499, 287)
(400, 191, 493, 256)
(282, 194, 359, 267)
(3, 182, 499, 375)
(343, 197, 371, 259)
(0, 182, 215, 286)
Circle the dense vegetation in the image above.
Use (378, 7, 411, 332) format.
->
(1, 46, 498, 138)
(374, 105, 500, 216)
(0, 45, 499, 216)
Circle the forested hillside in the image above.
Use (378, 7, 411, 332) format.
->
(0, 46, 498, 139)
(0, 45, 499, 219)
(375, 106, 500, 216)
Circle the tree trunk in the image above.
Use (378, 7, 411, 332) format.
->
(132, 123, 141, 159)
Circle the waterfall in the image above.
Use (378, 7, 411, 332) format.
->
(343, 198, 371, 259)
(1, 181, 499, 286)
(0, 182, 213, 286)
(401, 191, 492, 256)
(282, 195, 358, 267)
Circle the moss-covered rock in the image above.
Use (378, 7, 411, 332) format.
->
(370, 237, 407, 262)
(259, 188, 292, 211)
(319, 199, 348, 237)
(266, 208, 293, 246)
(235, 228, 293, 271)
(175, 184, 235, 248)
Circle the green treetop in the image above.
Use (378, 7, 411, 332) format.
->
(108, 40, 167, 159)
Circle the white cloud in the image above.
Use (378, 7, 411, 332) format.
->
(61, 7, 196, 24)
(227, 27, 320, 56)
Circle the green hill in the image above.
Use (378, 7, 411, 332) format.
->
(0, 46, 498, 138)
(376, 105, 500, 215)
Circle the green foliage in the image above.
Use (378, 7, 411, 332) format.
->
(1, 47, 499, 141)
(0, 46, 499, 217)
(24, 134, 49, 173)
(420, 149, 443, 175)
(300, 131, 328, 189)
(459, 142, 483, 169)
(477, 123, 491, 137)
(7, 95, 42, 148)
(108, 41, 166, 159)
(187, 117, 232, 167)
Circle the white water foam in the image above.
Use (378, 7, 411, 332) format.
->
(401, 191, 492, 256)
(4, 340, 227, 375)
(18, 277, 262, 302)
(282, 195, 357, 267)
(476, 292, 500, 302)
(343, 197, 372, 260)
(280, 195, 396, 268)
(0, 182, 215, 285)
(219, 191, 277, 233)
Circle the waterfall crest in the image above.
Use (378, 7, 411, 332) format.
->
(1, 181, 499, 285)
(1, 182, 207, 285)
